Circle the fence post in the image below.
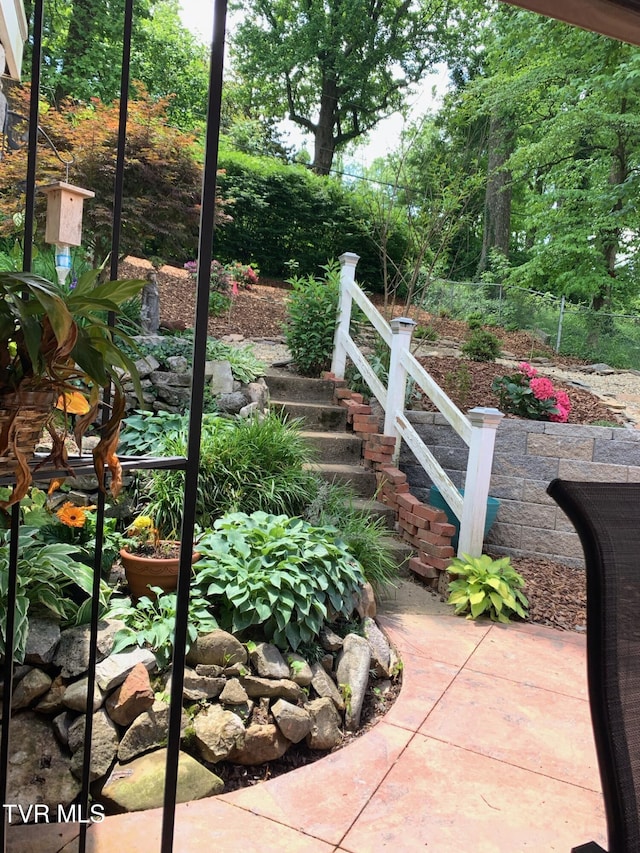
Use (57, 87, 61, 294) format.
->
(385, 317, 416, 462)
(457, 406, 504, 557)
(331, 252, 359, 379)
(556, 295, 565, 353)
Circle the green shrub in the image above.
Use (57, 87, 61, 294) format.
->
(284, 261, 340, 377)
(0, 527, 112, 661)
(466, 311, 484, 330)
(413, 324, 438, 342)
(119, 410, 186, 456)
(108, 589, 219, 669)
(145, 412, 317, 537)
(461, 329, 502, 362)
(447, 553, 528, 623)
(193, 511, 366, 650)
(304, 482, 398, 592)
(208, 290, 232, 317)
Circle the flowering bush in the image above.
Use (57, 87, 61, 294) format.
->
(491, 362, 571, 422)
(184, 259, 259, 295)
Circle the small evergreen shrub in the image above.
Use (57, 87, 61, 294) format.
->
(461, 329, 502, 362)
(284, 261, 340, 377)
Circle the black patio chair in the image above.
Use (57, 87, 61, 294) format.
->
(547, 479, 640, 853)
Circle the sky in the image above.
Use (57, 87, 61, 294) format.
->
(177, 0, 449, 165)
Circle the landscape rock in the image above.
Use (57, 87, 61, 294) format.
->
(168, 667, 225, 702)
(8, 712, 80, 821)
(305, 698, 343, 750)
(35, 675, 67, 714)
(54, 620, 125, 678)
(105, 663, 155, 726)
(11, 668, 52, 710)
(229, 724, 290, 765)
(62, 677, 106, 713)
(216, 391, 251, 414)
(69, 709, 119, 781)
(95, 648, 157, 692)
(249, 643, 290, 678)
(310, 662, 344, 711)
(166, 355, 189, 373)
(219, 677, 249, 706)
(186, 630, 247, 667)
(24, 617, 60, 665)
(240, 675, 306, 703)
(208, 360, 234, 395)
(364, 617, 392, 677)
(319, 627, 343, 652)
(287, 653, 313, 686)
(336, 634, 372, 731)
(271, 699, 313, 743)
(118, 700, 187, 763)
(100, 749, 223, 813)
(355, 582, 377, 619)
(194, 704, 245, 763)
(52, 710, 73, 747)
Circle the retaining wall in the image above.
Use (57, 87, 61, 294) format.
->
(399, 413, 640, 568)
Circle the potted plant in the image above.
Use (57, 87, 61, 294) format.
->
(119, 514, 201, 601)
(0, 268, 146, 506)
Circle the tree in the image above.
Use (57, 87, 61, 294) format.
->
(231, 0, 478, 175)
(21, 0, 209, 129)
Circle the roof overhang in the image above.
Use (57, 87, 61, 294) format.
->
(504, 0, 640, 46)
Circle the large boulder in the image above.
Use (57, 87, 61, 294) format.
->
(193, 705, 245, 763)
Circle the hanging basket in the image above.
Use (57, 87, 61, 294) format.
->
(0, 390, 56, 501)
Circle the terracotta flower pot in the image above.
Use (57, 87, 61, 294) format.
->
(119, 543, 201, 601)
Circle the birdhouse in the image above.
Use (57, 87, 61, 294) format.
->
(41, 181, 95, 247)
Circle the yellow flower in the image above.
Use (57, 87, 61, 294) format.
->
(56, 501, 90, 528)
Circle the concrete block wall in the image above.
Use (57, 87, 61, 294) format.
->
(399, 413, 640, 568)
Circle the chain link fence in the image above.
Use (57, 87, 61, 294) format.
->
(418, 279, 640, 370)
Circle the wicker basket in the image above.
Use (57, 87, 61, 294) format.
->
(0, 390, 56, 475)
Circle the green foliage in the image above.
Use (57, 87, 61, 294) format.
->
(193, 511, 366, 650)
(0, 526, 112, 661)
(214, 148, 393, 286)
(413, 324, 438, 342)
(145, 412, 317, 537)
(466, 312, 485, 330)
(118, 409, 186, 457)
(447, 553, 529, 623)
(108, 588, 219, 670)
(284, 262, 340, 377)
(208, 291, 232, 317)
(304, 481, 399, 591)
(444, 364, 473, 410)
(461, 329, 502, 362)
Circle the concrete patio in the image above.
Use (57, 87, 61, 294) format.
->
(8, 579, 607, 852)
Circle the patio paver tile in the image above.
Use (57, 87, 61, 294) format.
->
(419, 668, 600, 791)
(339, 734, 607, 852)
(378, 611, 490, 667)
(379, 652, 459, 731)
(221, 720, 412, 845)
(466, 623, 588, 699)
(68, 798, 335, 853)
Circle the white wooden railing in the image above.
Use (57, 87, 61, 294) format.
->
(331, 252, 503, 557)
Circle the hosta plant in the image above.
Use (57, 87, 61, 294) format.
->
(193, 510, 366, 650)
(447, 553, 529, 623)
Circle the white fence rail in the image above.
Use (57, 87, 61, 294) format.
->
(331, 252, 503, 557)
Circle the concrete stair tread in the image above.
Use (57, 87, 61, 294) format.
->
(271, 399, 344, 413)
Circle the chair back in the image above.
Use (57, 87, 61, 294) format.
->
(548, 479, 640, 853)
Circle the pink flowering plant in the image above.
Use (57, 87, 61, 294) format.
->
(491, 362, 571, 422)
(184, 259, 259, 294)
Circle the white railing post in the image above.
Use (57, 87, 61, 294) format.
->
(331, 252, 359, 378)
(384, 317, 416, 462)
(457, 407, 504, 557)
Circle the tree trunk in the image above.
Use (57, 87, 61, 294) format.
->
(477, 111, 514, 276)
(311, 77, 338, 175)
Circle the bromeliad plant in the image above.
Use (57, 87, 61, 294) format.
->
(193, 510, 366, 650)
(447, 553, 529, 623)
(492, 362, 571, 422)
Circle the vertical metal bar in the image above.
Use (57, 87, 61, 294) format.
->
(77, 489, 107, 853)
(109, 0, 134, 282)
(0, 505, 21, 853)
(160, 0, 228, 849)
(22, 0, 44, 273)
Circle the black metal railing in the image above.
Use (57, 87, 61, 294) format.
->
(0, 0, 227, 850)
